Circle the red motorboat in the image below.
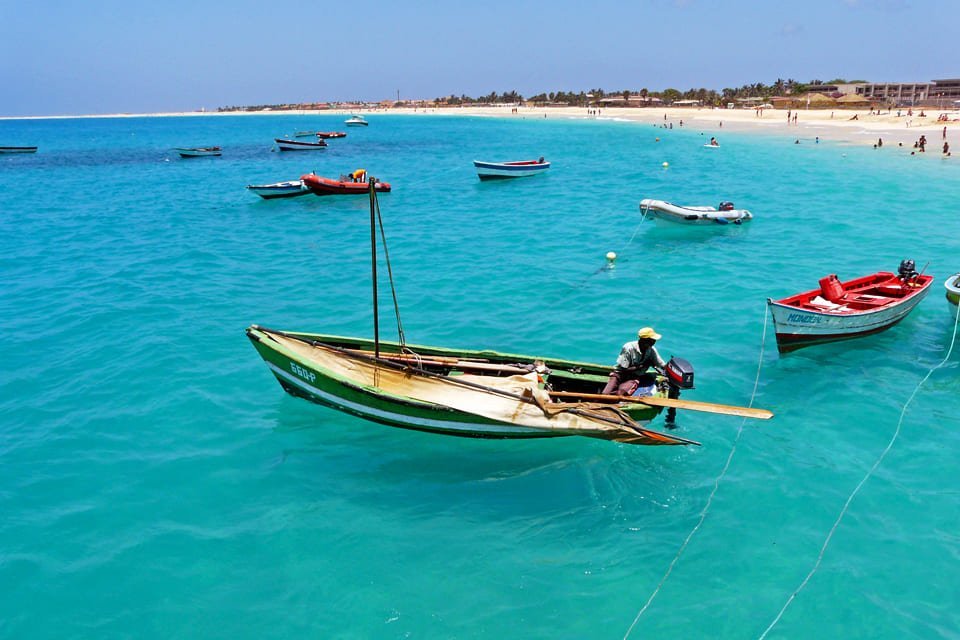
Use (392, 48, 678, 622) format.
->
(767, 260, 933, 352)
(316, 131, 347, 139)
(301, 172, 391, 196)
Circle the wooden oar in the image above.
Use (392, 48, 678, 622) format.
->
(548, 391, 773, 420)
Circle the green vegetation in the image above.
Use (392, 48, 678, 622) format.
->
(218, 78, 868, 111)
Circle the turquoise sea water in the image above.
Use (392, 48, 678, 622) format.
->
(1, 113, 958, 639)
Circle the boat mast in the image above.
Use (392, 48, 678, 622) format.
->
(369, 177, 380, 360)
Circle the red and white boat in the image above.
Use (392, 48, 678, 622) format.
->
(767, 261, 933, 353)
(301, 173, 391, 195)
(316, 131, 347, 139)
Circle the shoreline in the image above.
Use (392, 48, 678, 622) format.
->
(3, 105, 956, 156)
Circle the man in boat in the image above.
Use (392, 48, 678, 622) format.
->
(601, 327, 680, 426)
(350, 168, 367, 182)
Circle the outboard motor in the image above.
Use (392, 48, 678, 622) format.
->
(718, 201, 735, 211)
(898, 259, 918, 282)
(665, 357, 695, 390)
(662, 357, 694, 427)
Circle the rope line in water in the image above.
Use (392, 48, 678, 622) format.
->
(399, 164, 462, 191)
(623, 303, 770, 639)
(558, 216, 647, 299)
(758, 303, 960, 639)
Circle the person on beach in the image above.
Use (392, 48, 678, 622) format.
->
(878, 138, 883, 147)
(601, 328, 678, 425)
(919, 136, 927, 152)
(944, 141, 950, 155)
(944, 126, 948, 140)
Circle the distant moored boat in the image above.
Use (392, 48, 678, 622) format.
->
(0, 146, 38, 154)
(301, 172, 390, 195)
(247, 180, 309, 199)
(473, 158, 550, 180)
(639, 199, 753, 225)
(345, 115, 368, 126)
(175, 146, 221, 158)
(275, 138, 327, 151)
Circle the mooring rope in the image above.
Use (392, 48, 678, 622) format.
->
(397, 164, 464, 191)
(623, 303, 770, 639)
(758, 303, 960, 639)
(553, 215, 648, 301)
(372, 188, 406, 349)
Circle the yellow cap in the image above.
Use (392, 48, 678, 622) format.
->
(637, 327, 661, 340)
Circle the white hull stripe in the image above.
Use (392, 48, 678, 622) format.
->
(267, 362, 548, 435)
(475, 167, 549, 176)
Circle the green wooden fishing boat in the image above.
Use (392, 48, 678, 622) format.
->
(246, 326, 703, 445)
(246, 180, 771, 446)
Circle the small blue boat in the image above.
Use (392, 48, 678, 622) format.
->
(473, 158, 550, 180)
(0, 146, 38, 154)
(246, 180, 309, 199)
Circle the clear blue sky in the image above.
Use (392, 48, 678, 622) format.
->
(1, 0, 956, 116)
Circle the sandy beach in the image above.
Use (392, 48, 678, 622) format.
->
(385, 104, 958, 156)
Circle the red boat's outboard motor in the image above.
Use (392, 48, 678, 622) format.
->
(662, 357, 694, 427)
(898, 259, 919, 282)
(718, 201, 735, 211)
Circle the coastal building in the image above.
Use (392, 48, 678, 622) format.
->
(929, 78, 960, 107)
(596, 95, 662, 107)
(856, 82, 929, 105)
(853, 79, 960, 107)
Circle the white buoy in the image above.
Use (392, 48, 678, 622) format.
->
(662, 161, 669, 168)
(606, 251, 617, 261)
